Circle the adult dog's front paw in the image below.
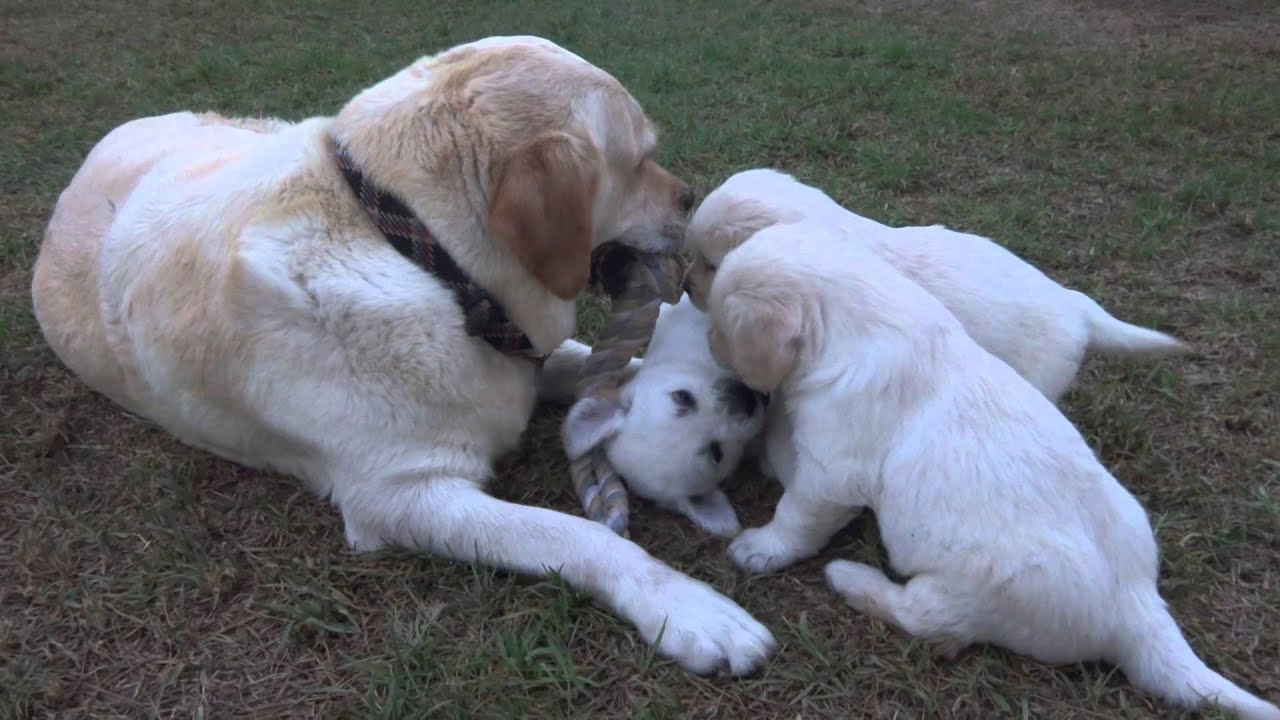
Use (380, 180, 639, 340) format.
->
(729, 526, 807, 574)
(625, 571, 776, 676)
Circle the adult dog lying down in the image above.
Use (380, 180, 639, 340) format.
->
(31, 36, 774, 675)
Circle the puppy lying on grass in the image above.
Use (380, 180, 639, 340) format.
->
(563, 295, 765, 536)
(685, 168, 1189, 403)
(705, 221, 1279, 720)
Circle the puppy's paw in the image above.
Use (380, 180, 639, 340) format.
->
(342, 518, 387, 553)
(824, 560, 892, 615)
(626, 571, 777, 676)
(677, 491, 742, 538)
(729, 526, 807, 574)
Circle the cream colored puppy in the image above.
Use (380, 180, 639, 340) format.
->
(705, 221, 1278, 719)
(31, 36, 775, 676)
(686, 168, 1188, 402)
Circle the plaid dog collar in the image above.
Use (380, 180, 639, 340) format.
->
(333, 144, 548, 364)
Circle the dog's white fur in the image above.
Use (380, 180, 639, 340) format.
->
(705, 221, 1279, 719)
(563, 295, 765, 536)
(685, 168, 1189, 403)
(31, 36, 775, 676)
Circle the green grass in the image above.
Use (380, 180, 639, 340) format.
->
(2, 0, 1278, 717)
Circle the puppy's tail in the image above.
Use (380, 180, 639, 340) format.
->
(1115, 590, 1280, 720)
(1073, 291, 1190, 357)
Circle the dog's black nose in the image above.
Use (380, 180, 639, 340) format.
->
(678, 185, 696, 214)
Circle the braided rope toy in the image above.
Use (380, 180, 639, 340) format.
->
(569, 245, 685, 535)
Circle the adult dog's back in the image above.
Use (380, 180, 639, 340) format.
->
(34, 112, 265, 413)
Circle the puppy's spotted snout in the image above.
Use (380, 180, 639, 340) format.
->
(714, 377, 761, 419)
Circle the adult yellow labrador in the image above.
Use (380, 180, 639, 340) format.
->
(31, 36, 775, 675)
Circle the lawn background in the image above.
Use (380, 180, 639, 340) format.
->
(2, 1, 1277, 717)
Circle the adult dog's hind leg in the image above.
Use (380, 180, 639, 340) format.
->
(339, 475, 776, 676)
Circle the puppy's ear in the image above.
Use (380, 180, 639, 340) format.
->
(490, 134, 598, 299)
(562, 394, 627, 459)
(717, 289, 803, 393)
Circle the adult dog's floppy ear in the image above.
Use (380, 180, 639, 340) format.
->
(714, 288, 803, 393)
(562, 393, 628, 459)
(490, 133, 598, 299)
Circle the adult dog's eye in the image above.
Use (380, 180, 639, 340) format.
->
(670, 389, 696, 411)
(708, 441, 723, 464)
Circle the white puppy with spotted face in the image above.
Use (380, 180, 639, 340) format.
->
(705, 221, 1280, 720)
(685, 168, 1189, 403)
(564, 295, 766, 536)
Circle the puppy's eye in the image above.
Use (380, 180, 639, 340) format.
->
(670, 389, 696, 410)
(702, 258, 717, 271)
(708, 441, 723, 464)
